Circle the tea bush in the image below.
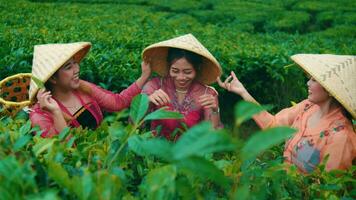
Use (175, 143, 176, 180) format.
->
(1, 1, 355, 198)
(0, 95, 355, 199)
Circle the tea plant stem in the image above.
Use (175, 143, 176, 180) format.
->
(107, 121, 144, 168)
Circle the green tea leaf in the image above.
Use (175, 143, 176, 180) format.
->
(33, 138, 57, 157)
(141, 165, 177, 200)
(32, 76, 45, 89)
(176, 156, 229, 188)
(233, 184, 250, 200)
(173, 122, 236, 160)
(128, 135, 173, 161)
(242, 127, 296, 160)
(13, 135, 32, 151)
(58, 127, 70, 141)
(66, 136, 76, 148)
(143, 107, 183, 121)
(129, 94, 149, 125)
(19, 120, 32, 135)
(235, 101, 272, 126)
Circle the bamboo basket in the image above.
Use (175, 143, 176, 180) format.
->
(0, 73, 32, 117)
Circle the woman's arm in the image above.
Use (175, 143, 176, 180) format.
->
(217, 71, 259, 104)
(81, 62, 152, 112)
(217, 71, 305, 129)
(31, 89, 67, 137)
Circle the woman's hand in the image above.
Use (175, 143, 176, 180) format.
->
(217, 71, 259, 105)
(199, 94, 218, 111)
(36, 89, 60, 113)
(217, 71, 248, 96)
(149, 89, 170, 106)
(140, 61, 151, 80)
(136, 61, 152, 88)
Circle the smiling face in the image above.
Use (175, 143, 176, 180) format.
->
(169, 57, 197, 90)
(49, 58, 81, 91)
(307, 77, 330, 104)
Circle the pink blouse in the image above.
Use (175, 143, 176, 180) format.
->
(142, 77, 222, 140)
(253, 99, 356, 172)
(30, 80, 141, 137)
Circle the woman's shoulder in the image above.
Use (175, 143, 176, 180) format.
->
(298, 99, 314, 108)
(191, 82, 218, 96)
(288, 99, 314, 113)
(327, 111, 354, 134)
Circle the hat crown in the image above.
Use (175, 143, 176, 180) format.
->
(150, 34, 218, 62)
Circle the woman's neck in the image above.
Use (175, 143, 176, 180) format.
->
(51, 87, 74, 102)
(315, 98, 339, 118)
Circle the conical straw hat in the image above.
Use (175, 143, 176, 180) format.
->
(291, 54, 356, 119)
(142, 34, 222, 84)
(29, 42, 91, 101)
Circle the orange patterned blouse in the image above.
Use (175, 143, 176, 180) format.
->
(253, 100, 356, 173)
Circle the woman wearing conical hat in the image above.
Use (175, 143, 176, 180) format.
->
(218, 54, 356, 172)
(29, 42, 151, 137)
(141, 34, 223, 140)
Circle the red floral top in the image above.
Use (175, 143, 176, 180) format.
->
(142, 77, 222, 140)
(30, 80, 141, 137)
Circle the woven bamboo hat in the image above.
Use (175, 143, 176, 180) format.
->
(29, 42, 91, 101)
(142, 34, 222, 84)
(291, 54, 356, 119)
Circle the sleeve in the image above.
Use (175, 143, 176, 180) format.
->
(29, 109, 59, 138)
(141, 77, 161, 95)
(203, 86, 224, 129)
(323, 130, 356, 171)
(80, 80, 142, 112)
(252, 100, 309, 129)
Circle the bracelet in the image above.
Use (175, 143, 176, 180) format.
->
(211, 107, 220, 115)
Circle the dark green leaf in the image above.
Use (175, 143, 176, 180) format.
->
(58, 127, 70, 141)
(175, 156, 229, 188)
(19, 120, 32, 135)
(242, 127, 296, 160)
(141, 165, 176, 200)
(173, 122, 236, 160)
(235, 101, 272, 126)
(13, 135, 32, 151)
(128, 135, 173, 161)
(129, 94, 149, 125)
(233, 184, 250, 200)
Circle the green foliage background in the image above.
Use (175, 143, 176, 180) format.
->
(1, 0, 355, 123)
(1, 0, 355, 199)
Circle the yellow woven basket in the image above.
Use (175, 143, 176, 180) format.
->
(0, 73, 32, 117)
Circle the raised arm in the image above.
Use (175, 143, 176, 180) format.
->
(80, 61, 151, 112)
(217, 71, 305, 129)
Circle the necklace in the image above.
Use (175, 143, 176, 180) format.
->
(176, 89, 188, 94)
